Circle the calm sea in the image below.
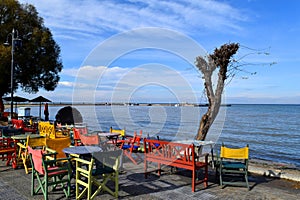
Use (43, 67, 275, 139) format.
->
(26, 104, 300, 168)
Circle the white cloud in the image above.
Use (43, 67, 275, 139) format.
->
(20, 0, 247, 40)
(58, 81, 74, 87)
(70, 64, 202, 103)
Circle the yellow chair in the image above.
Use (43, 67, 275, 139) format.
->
(75, 157, 95, 200)
(17, 135, 47, 174)
(38, 121, 69, 139)
(38, 121, 52, 137)
(75, 149, 122, 200)
(109, 127, 125, 137)
(219, 143, 250, 190)
(46, 137, 71, 159)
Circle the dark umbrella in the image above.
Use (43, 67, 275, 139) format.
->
(55, 106, 83, 125)
(3, 96, 29, 113)
(29, 96, 52, 119)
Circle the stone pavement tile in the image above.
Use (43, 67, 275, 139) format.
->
(0, 159, 299, 200)
(0, 180, 26, 200)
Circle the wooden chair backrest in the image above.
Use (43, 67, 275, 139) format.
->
(46, 137, 71, 159)
(110, 127, 125, 137)
(73, 127, 88, 139)
(220, 144, 249, 160)
(93, 149, 122, 171)
(79, 134, 99, 146)
(38, 121, 55, 138)
(27, 135, 47, 148)
(75, 157, 94, 174)
(143, 139, 196, 165)
(131, 130, 142, 146)
(28, 146, 44, 174)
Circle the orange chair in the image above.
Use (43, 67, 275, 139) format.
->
(73, 127, 88, 146)
(119, 131, 142, 165)
(79, 133, 100, 146)
(11, 119, 36, 134)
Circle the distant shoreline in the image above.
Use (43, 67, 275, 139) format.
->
(4, 102, 300, 108)
(4, 102, 232, 107)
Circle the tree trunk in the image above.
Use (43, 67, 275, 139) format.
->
(195, 43, 239, 141)
(0, 98, 4, 113)
(195, 88, 222, 141)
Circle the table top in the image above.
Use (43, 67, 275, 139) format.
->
(98, 132, 120, 137)
(173, 140, 215, 147)
(11, 134, 43, 140)
(63, 146, 102, 155)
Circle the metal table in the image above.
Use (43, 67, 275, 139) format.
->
(98, 132, 120, 144)
(63, 146, 102, 156)
(11, 134, 43, 141)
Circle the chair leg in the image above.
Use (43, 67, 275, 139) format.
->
(219, 168, 223, 188)
(245, 172, 250, 190)
(31, 171, 35, 196)
(44, 176, 48, 200)
(115, 171, 119, 197)
(215, 167, 219, 184)
(22, 154, 29, 174)
(88, 177, 92, 200)
(67, 175, 71, 197)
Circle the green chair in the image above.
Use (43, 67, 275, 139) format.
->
(28, 146, 72, 200)
(219, 143, 250, 190)
(75, 149, 122, 199)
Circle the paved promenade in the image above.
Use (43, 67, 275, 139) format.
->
(0, 158, 299, 200)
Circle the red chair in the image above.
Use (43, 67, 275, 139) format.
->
(11, 119, 36, 134)
(119, 131, 142, 165)
(73, 127, 88, 146)
(0, 137, 17, 169)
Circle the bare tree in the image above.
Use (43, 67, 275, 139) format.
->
(195, 43, 239, 141)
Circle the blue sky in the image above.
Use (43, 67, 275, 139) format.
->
(17, 0, 300, 104)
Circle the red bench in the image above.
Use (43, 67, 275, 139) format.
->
(143, 139, 208, 192)
(0, 137, 17, 169)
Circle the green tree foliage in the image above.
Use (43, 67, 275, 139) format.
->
(0, 0, 62, 111)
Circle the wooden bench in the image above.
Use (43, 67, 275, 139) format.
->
(143, 139, 208, 192)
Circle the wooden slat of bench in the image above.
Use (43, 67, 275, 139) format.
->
(0, 148, 15, 153)
(146, 157, 195, 170)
